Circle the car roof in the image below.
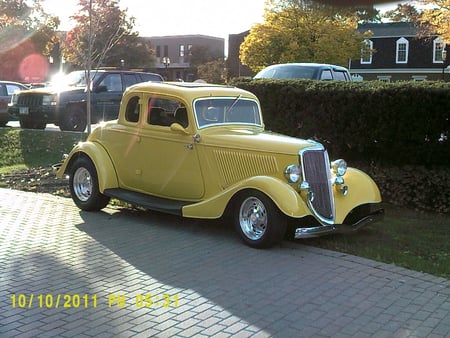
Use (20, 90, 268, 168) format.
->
(263, 63, 348, 70)
(124, 81, 258, 100)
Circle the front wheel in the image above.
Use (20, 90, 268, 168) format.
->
(234, 190, 287, 249)
(19, 117, 46, 129)
(60, 105, 87, 132)
(69, 156, 110, 211)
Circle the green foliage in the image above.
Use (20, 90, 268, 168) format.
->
(231, 78, 450, 213)
(197, 59, 227, 84)
(240, 0, 368, 71)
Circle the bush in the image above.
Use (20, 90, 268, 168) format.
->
(230, 78, 450, 213)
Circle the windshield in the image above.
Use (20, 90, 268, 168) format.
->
(50, 70, 101, 87)
(194, 97, 262, 129)
(255, 65, 319, 79)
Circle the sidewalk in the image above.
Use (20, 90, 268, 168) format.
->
(1, 188, 449, 337)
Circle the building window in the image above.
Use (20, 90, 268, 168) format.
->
(412, 76, 427, 82)
(164, 45, 168, 57)
(377, 76, 391, 82)
(179, 45, 185, 57)
(156, 46, 161, 58)
(433, 39, 446, 63)
(187, 44, 193, 56)
(361, 39, 373, 64)
(396, 37, 409, 64)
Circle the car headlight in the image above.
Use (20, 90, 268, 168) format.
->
(284, 164, 301, 183)
(42, 94, 57, 106)
(331, 159, 347, 176)
(10, 93, 19, 105)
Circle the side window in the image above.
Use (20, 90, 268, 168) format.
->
(0, 84, 6, 96)
(333, 71, 347, 81)
(320, 70, 333, 81)
(6, 84, 22, 95)
(147, 97, 187, 128)
(98, 73, 123, 92)
(140, 73, 163, 82)
(125, 96, 140, 123)
(123, 74, 139, 88)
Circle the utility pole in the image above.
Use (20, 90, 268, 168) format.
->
(86, 0, 93, 135)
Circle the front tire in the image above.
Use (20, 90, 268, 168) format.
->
(19, 117, 46, 129)
(69, 156, 110, 211)
(60, 105, 87, 132)
(234, 190, 287, 249)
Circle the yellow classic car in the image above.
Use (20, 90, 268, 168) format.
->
(57, 82, 384, 248)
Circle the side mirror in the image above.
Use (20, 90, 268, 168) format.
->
(95, 85, 108, 93)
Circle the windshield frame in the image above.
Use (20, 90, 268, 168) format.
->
(193, 97, 263, 130)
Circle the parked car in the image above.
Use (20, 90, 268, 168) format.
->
(8, 69, 163, 131)
(0, 81, 29, 127)
(254, 63, 352, 81)
(56, 82, 383, 248)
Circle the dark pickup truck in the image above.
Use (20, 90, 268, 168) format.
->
(8, 69, 163, 131)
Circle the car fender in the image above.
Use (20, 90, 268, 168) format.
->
(334, 168, 382, 223)
(57, 141, 119, 192)
(182, 176, 310, 219)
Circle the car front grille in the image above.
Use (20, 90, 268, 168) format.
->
(18, 94, 43, 107)
(301, 148, 334, 222)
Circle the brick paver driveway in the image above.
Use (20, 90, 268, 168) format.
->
(1, 188, 449, 337)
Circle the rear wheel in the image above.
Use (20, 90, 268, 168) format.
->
(69, 156, 110, 211)
(60, 105, 87, 131)
(234, 190, 287, 249)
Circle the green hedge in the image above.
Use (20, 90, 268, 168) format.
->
(230, 78, 450, 213)
(231, 79, 450, 166)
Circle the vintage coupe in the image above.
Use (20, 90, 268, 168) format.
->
(57, 82, 383, 248)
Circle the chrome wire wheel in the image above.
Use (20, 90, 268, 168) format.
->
(239, 196, 268, 241)
(72, 166, 93, 202)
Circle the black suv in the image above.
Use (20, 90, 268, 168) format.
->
(8, 70, 163, 131)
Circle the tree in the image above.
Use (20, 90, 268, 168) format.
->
(62, 0, 155, 69)
(239, 0, 371, 71)
(383, 3, 421, 22)
(0, 0, 59, 81)
(419, 0, 450, 43)
(197, 59, 227, 84)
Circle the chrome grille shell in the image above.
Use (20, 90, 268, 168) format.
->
(300, 145, 335, 224)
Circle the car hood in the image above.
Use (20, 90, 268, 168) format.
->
(18, 86, 85, 95)
(199, 127, 320, 155)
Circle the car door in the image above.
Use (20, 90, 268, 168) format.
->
(93, 73, 123, 121)
(135, 95, 204, 200)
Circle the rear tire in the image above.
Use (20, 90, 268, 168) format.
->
(69, 156, 110, 211)
(234, 190, 287, 249)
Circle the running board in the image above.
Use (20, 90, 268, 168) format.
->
(103, 188, 193, 216)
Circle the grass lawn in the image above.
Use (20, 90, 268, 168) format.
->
(1, 128, 449, 279)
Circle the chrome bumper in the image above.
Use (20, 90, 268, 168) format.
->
(294, 208, 385, 239)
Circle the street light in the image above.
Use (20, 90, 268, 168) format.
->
(162, 56, 170, 80)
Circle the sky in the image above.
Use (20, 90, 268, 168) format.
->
(41, 0, 267, 40)
(40, 1, 406, 41)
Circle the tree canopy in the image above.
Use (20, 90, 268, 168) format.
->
(0, 0, 59, 81)
(419, 0, 450, 43)
(62, 0, 155, 69)
(239, 0, 372, 72)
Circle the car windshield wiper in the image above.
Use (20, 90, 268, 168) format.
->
(225, 95, 242, 115)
